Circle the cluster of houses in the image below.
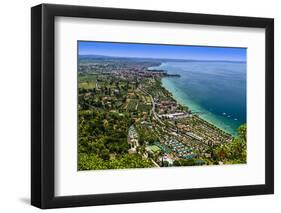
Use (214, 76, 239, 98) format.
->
(154, 100, 192, 120)
(155, 100, 178, 114)
(127, 124, 199, 166)
(81, 62, 168, 82)
(164, 139, 197, 159)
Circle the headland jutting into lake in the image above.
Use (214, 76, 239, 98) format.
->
(78, 55, 247, 170)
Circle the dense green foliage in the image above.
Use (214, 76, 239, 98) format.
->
(78, 106, 154, 170)
(210, 124, 247, 164)
(79, 153, 153, 170)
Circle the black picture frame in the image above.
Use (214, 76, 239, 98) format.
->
(31, 3, 274, 209)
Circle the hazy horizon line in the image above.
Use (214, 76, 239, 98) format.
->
(78, 54, 246, 63)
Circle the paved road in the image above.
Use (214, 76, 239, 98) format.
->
(140, 88, 164, 125)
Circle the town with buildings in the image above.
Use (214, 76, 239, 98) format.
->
(78, 56, 246, 170)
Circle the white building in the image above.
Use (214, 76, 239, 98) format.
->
(128, 125, 139, 153)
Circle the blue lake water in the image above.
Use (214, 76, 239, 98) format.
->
(150, 61, 246, 135)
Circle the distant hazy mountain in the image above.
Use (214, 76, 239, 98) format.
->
(79, 54, 245, 64)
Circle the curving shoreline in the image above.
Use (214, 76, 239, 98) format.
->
(161, 78, 236, 136)
(149, 62, 246, 136)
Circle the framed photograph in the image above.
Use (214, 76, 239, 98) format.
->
(31, 3, 274, 209)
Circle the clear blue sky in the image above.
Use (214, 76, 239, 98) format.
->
(78, 41, 246, 61)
